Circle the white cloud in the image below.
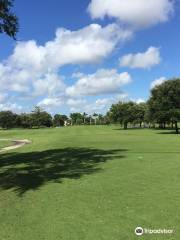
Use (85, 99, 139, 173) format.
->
(0, 23, 132, 109)
(71, 72, 85, 79)
(119, 47, 161, 69)
(66, 69, 132, 97)
(0, 93, 8, 104)
(0, 103, 23, 113)
(37, 96, 66, 114)
(84, 99, 110, 113)
(67, 97, 111, 114)
(45, 23, 132, 67)
(88, 0, 174, 29)
(39, 92, 129, 114)
(38, 96, 111, 114)
(9, 40, 46, 72)
(8, 24, 131, 71)
(38, 97, 64, 108)
(67, 98, 87, 107)
(64, 87, 129, 114)
(67, 98, 87, 112)
(134, 98, 146, 104)
(150, 77, 166, 89)
(33, 73, 66, 97)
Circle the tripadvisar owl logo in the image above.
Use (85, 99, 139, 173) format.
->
(135, 227, 144, 236)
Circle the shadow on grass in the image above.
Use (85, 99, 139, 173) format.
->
(156, 131, 178, 135)
(113, 128, 148, 131)
(0, 148, 126, 196)
(113, 128, 179, 134)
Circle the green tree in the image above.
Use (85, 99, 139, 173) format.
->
(20, 113, 34, 128)
(97, 114, 104, 125)
(76, 118, 83, 125)
(53, 114, 68, 127)
(70, 113, 83, 125)
(93, 113, 98, 125)
(31, 106, 42, 128)
(148, 79, 180, 133)
(133, 103, 147, 127)
(31, 106, 52, 128)
(0, 0, 18, 39)
(0, 110, 16, 128)
(39, 111, 52, 127)
(109, 102, 136, 129)
(83, 112, 88, 124)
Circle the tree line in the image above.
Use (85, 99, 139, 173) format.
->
(0, 79, 180, 133)
(108, 78, 180, 133)
(0, 107, 109, 129)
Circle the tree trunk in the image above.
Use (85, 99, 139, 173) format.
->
(175, 122, 179, 134)
(124, 122, 127, 130)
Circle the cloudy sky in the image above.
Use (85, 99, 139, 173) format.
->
(0, 0, 179, 115)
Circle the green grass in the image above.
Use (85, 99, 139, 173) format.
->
(0, 139, 11, 149)
(0, 126, 180, 239)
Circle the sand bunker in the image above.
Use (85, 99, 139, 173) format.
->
(0, 139, 31, 152)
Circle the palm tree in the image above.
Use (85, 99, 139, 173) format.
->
(89, 115, 92, 125)
(83, 112, 88, 124)
(98, 114, 104, 125)
(93, 113, 98, 125)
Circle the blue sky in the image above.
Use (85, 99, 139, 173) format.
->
(0, 0, 180, 115)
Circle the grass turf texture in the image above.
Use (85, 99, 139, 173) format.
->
(0, 126, 179, 240)
(0, 140, 11, 150)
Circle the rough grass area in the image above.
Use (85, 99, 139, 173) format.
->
(0, 126, 179, 240)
